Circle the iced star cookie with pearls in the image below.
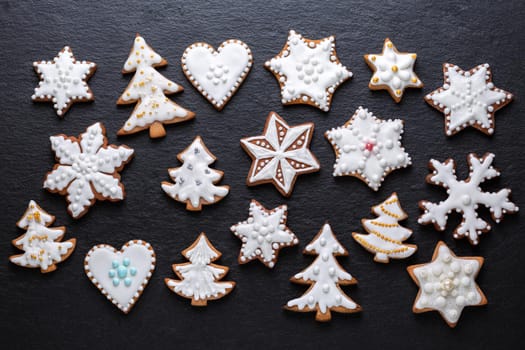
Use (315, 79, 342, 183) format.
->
(32, 46, 96, 117)
(230, 200, 298, 268)
(84, 240, 156, 314)
(364, 38, 423, 103)
(181, 39, 252, 110)
(325, 107, 411, 191)
(43, 122, 134, 219)
(240, 111, 320, 197)
(265, 30, 352, 112)
(425, 63, 513, 136)
(407, 241, 487, 328)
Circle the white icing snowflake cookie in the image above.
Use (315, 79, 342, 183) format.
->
(182, 39, 253, 110)
(407, 241, 487, 328)
(265, 30, 352, 112)
(10, 200, 76, 273)
(425, 63, 513, 136)
(32, 46, 96, 116)
(419, 153, 518, 245)
(162, 136, 229, 211)
(325, 107, 411, 191)
(364, 38, 423, 103)
(230, 200, 298, 268)
(165, 233, 235, 306)
(84, 240, 156, 314)
(117, 34, 195, 138)
(240, 112, 320, 197)
(43, 122, 134, 219)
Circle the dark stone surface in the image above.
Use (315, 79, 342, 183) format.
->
(1, 0, 524, 348)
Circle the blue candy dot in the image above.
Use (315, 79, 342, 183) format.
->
(112, 260, 119, 268)
(108, 269, 116, 278)
(117, 266, 127, 278)
(112, 278, 120, 287)
(123, 258, 130, 267)
(124, 278, 132, 287)
(129, 267, 137, 276)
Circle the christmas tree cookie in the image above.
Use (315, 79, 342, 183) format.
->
(10, 200, 76, 273)
(352, 193, 416, 263)
(117, 34, 194, 138)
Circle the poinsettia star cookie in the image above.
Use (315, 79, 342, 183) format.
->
(265, 30, 352, 112)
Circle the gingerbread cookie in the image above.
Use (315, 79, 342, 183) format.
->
(32, 46, 96, 116)
(364, 38, 423, 102)
(43, 122, 134, 219)
(230, 200, 298, 268)
(117, 34, 195, 138)
(165, 233, 235, 306)
(352, 193, 416, 263)
(182, 39, 253, 110)
(325, 107, 411, 191)
(418, 153, 518, 245)
(407, 241, 487, 328)
(285, 223, 361, 322)
(425, 63, 513, 136)
(84, 240, 156, 314)
(240, 111, 320, 197)
(161, 136, 229, 211)
(265, 30, 351, 111)
(10, 200, 76, 273)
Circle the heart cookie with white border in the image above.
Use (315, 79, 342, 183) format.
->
(182, 39, 253, 110)
(84, 240, 156, 314)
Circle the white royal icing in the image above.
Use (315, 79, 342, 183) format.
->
(118, 35, 193, 134)
(32, 46, 96, 116)
(425, 63, 513, 135)
(286, 223, 360, 319)
(182, 39, 253, 110)
(10, 200, 75, 272)
(162, 136, 229, 210)
(353, 193, 416, 263)
(418, 153, 518, 245)
(230, 200, 298, 268)
(365, 38, 422, 102)
(325, 107, 411, 191)
(409, 242, 486, 326)
(241, 112, 320, 196)
(84, 240, 156, 314)
(44, 122, 134, 219)
(165, 233, 235, 304)
(265, 30, 351, 111)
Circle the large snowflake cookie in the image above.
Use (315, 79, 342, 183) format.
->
(117, 34, 195, 138)
(364, 38, 423, 103)
(230, 200, 299, 268)
(285, 223, 361, 322)
(240, 112, 320, 197)
(165, 233, 235, 306)
(32, 46, 96, 116)
(265, 30, 352, 112)
(425, 63, 513, 136)
(161, 136, 229, 211)
(182, 39, 253, 110)
(418, 153, 518, 245)
(84, 240, 156, 314)
(10, 200, 76, 273)
(325, 107, 411, 190)
(44, 122, 134, 219)
(407, 241, 487, 328)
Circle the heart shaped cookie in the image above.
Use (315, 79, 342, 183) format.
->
(182, 39, 253, 110)
(84, 240, 156, 314)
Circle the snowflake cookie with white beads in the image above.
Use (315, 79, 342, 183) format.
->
(418, 153, 518, 245)
(425, 63, 513, 136)
(230, 200, 298, 268)
(265, 30, 352, 112)
(325, 107, 411, 190)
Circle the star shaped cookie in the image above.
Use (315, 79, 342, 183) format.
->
(265, 30, 352, 112)
(240, 112, 320, 197)
(364, 38, 423, 103)
(407, 241, 487, 328)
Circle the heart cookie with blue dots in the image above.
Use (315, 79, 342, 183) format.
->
(84, 240, 156, 314)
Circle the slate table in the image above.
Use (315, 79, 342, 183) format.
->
(2, 1, 524, 349)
